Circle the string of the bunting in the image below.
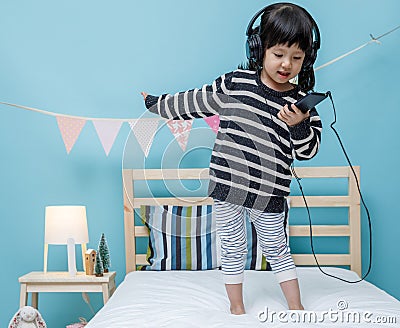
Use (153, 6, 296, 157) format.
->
(0, 101, 157, 122)
(1, 24, 399, 156)
(315, 24, 400, 71)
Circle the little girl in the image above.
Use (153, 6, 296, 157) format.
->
(141, 2, 322, 315)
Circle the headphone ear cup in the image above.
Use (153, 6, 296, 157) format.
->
(246, 33, 263, 66)
(302, 41, 318, 71)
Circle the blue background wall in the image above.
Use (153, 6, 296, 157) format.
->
(1, 0, 399, 326)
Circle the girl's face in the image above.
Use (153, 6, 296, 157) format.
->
(260, 43, 305, 91)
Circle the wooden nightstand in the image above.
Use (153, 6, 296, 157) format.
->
(19, 271, 116, 309)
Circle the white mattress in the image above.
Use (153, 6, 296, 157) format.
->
(86, 268, 400, 327)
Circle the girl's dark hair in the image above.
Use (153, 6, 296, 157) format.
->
(240, 3, 318, 91)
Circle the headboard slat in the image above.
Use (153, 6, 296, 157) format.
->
(292, 254, 351, 266)
(130, 168, 210, 180)
(289, 195, 353, 207)
(134, 197, 214, 208)
(290, 225, 350, 237)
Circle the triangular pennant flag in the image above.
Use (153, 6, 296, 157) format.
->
(129, 119, 160, 157)
(204, 115, 220, 134)
(92, 120, 123, 156)
(167, 120, 193, 151)
(56, 116, 86, 154)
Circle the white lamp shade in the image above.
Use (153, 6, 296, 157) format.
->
(45, 206, 89, 244)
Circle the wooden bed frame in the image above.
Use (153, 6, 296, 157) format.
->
(122, 166, 361, 276)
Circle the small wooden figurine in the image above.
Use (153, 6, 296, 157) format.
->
(84, 249, 96, 275)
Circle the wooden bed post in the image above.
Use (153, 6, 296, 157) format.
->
(348, 166, 362, 277)
(123, 169, 136, 274)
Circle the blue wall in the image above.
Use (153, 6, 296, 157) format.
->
(1, 0, 399, 326)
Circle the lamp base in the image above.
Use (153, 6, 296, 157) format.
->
(67, 238, 77, 276)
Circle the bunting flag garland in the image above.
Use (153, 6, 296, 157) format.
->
(167, 120, 193, 151)
(56, 116, 86, 154)
(203, 115, 220, 134)
(129, 119, 160, 157)
(92, 120, 123, 156)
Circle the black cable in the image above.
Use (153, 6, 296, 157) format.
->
(292, 92, 372, 283)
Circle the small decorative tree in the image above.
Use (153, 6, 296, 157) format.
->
(94, 251, 104, 277)
(98, 233, 111, 273)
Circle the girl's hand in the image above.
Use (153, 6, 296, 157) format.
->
(278, 104, 310, 127)
(141, 92, 148, 100)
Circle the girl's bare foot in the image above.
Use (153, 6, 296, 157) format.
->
(230, 304, 246, 315)
(288, 304, 304, 310)
(225, 283, 246, 315)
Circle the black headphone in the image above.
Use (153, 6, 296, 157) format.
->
(246, 3, 320, 71)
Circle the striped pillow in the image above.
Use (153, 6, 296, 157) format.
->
(244, 199, 290, 271)
(139, 205, 220, 270)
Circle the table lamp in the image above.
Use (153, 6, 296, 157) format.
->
(44, 205, 89, 276)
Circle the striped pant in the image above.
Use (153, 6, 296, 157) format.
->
(214, 200, 297, 284)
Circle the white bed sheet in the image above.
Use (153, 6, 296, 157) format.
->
(86, 268, 399, 327)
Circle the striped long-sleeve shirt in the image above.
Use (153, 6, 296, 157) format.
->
(145, 69, 322, 213)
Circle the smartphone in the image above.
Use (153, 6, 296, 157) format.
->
(291, 91, 330, 113)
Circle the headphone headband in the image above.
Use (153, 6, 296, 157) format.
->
(246, 5, 270, 37)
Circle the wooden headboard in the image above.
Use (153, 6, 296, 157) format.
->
(122, 166, 361, 276)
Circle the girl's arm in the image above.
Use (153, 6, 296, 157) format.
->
(286, 108, 322, 161)
(141, 72, 233, 120)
